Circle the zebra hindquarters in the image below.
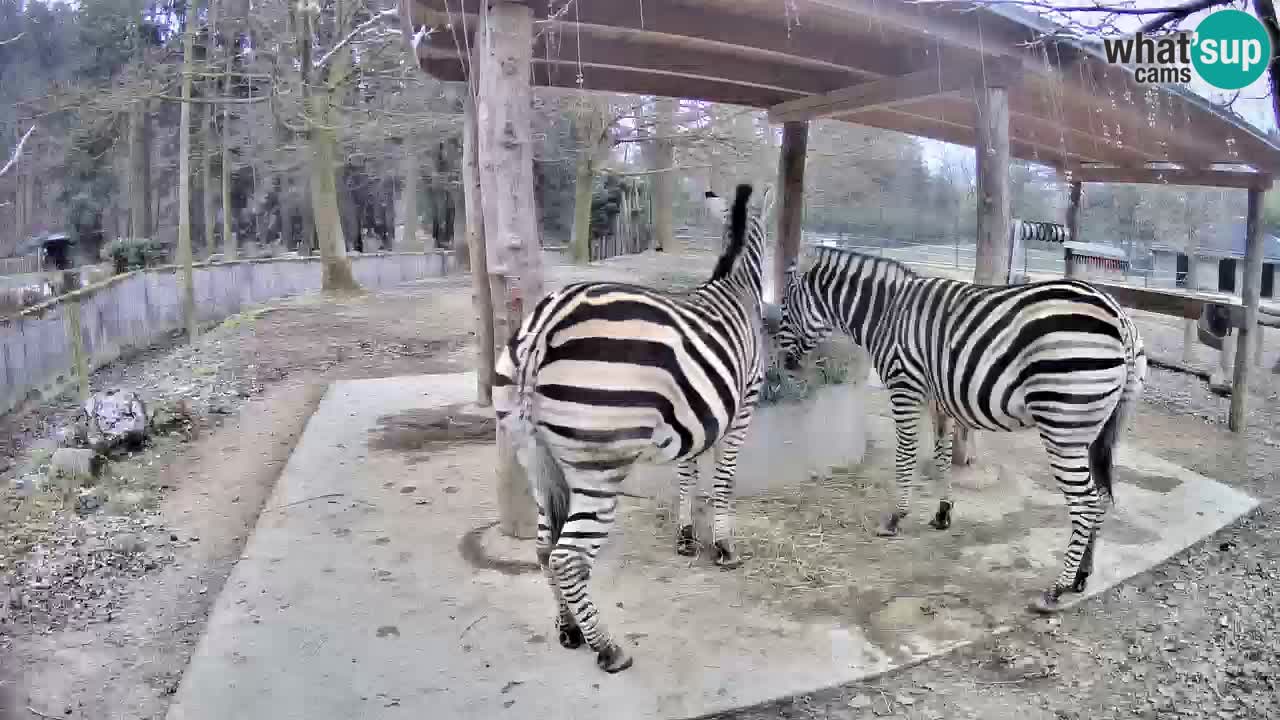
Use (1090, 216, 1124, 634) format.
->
(1026, 380, 1125, 614)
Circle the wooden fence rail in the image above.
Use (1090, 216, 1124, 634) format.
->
(0, 254, 40, 276)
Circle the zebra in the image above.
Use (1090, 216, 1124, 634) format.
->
(772, 246, 1147, 613)
(493, 183, 772, 673)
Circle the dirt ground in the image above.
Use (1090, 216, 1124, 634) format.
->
(2, 248, 1279, 720)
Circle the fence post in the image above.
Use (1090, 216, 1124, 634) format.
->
(65, 298, 91, 403)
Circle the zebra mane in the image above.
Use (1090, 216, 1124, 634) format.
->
(812, 245, 918, 279)
(709, 184, 754, 283)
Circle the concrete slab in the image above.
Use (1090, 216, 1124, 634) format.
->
(167, 372, 1258, 720)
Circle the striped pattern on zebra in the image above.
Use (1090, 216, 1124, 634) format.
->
(493, 183, 772, 673)
(773, 246, 1147, 613)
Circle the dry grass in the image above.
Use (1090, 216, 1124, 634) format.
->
(626, 436, 900, 614)
(734, 444, 890, 602)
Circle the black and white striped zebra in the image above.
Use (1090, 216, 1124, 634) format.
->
(494, 184, 772, 673)
(772, 247, 1147, 612)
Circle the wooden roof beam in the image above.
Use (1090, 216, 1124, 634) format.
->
(1030, 68, 1231, 171)
(766, 58, 1020, 124)
(417, 54, 801, 108)
(846, 107, 1082, 169)
(410, 0, 921, 78)
(418, 22, 863, 97)
(1068, 165, 1275, 190)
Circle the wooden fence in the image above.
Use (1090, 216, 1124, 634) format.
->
(0, 251, 458, 416)
(0, 254, 40, 276)
(589, 177, 654, 262)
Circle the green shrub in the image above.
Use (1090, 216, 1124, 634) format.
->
(108, 238, 168, 273)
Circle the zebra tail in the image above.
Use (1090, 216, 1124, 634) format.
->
(1090, 332, 1147, 506)
(495, 336, 569, 544)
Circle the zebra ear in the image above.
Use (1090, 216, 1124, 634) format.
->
(758, 184, 776, 219)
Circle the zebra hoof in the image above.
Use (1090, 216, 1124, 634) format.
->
(596, 644, 634, 673)
(675, 525, 697, 557)
(714, 540, 742, 569)
(558, 626, 585, 650)
(1070, 571, 1090, 594)
(876, 511, 905, 537)
(1028, 588, 1065, 614)
(928, 501, 953, 530)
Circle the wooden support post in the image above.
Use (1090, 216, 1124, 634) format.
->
(65, 299, 90, 403)
(1229, 187, 1266, 431)
(773, 121, 808, 304)
(477, 1, 539, 539)
(1183, 257, 1200, 364)
(462, 91, 494, 407)
(954, 82, 1011, 466)
(1064, 181, 1081, 279)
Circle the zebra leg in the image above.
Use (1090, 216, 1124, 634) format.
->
(1071, 492, 1110, 593)
(674, 460, 698, 557)
(535, 503, 582, 650)
(878, 391, 922, 537)
(1030, 438, 1103, 614)
(928, 407, 955, 531)
(1072, 521, 1102, 594)
(709, 397, 756, 569)
(549, 480, 633, 673)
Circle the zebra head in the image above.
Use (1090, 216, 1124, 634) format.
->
(775, 259, 831, 372)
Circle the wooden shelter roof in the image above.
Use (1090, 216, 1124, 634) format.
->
(405, 0, 1280, 181)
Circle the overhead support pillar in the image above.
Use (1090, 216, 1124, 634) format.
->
(1229, 185, 1268, 431)
(953, 79, 1011, 467)
(773, 120, 809, 304)
(477, 0, 540, 538)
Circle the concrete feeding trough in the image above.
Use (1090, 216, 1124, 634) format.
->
(625, 337, 871, 500)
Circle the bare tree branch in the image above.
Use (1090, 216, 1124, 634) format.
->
(0, 125, 36, 178)
(315, 7, 401, 69)
(153, 94, 271, 105)
(1139, 0, 1229, 32)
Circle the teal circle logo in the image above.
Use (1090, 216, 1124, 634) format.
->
(1192, 9, 1272, 90)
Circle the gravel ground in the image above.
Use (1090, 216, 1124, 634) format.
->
(2, 248, 1279, 719)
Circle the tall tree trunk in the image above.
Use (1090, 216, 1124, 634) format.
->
(570, 148, 595, 262)
(14, 124, 30, 243)
(451, 186, 467, 268)
(299, 172, 315, 255)
(280, 184, 296, 251)
(128, 104, 152, 239)
(398, 147, 418, 250)
(299, 3, 359, 292)
(652, 98, 675, 252)
(201, 0, 219, 256)
(221, 0, 237, 259)
(202, 113, 217, 255)
(178, 15, 198, 341)
(569, 103, 603, 263)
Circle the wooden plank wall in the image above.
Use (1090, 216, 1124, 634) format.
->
(0, 252, 458, 416)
